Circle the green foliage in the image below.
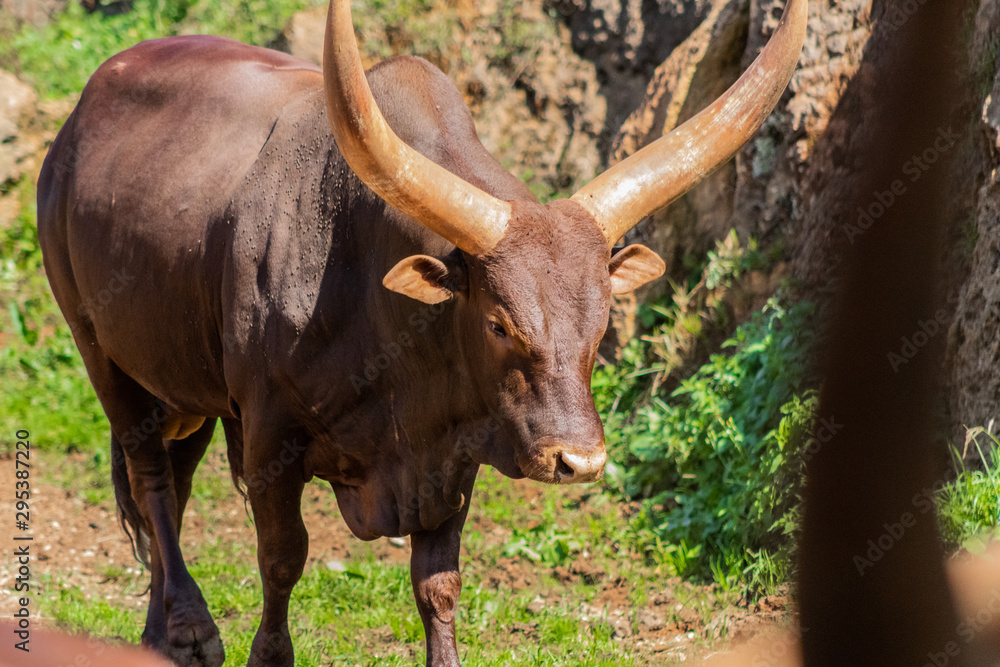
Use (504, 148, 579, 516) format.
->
(0, 181, 107, 454)
(481, 0, 560, 64)
(644, 231, 767, 383)
(350, 0, 456, 65)
(0, 326, 106, 455)
(0, 182, 46, 300)
(937, 429, 1000, 551)
(504, 524, 582, 567)
(356, 0, 435, 26)
(596, 293, 817, 590)
(40, 578, 144, 642)
(180, 0, 322, 47)
(4, 1, 161, 99)
(593, 231, 772, 455)
(0, 0, 319, 99)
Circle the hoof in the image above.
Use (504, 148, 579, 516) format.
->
(162, 632, 224, 667)
(247, 628, 294, 667)
(155, 607, 225, 667)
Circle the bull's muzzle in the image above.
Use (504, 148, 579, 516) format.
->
(555, 449, 607, 484)
(525, 438, 607, 484)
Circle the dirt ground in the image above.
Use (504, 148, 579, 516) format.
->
(0, 451, 791, 664)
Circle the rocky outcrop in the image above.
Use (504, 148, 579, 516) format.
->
(278, 0, 605, 195)
(944, 0, 1000, 443)
(611, 0, 748, 296)
(597, 0, 873, 355)
(0, 0, 68, 26)
(0, 69, 38, 186)
(604, 0, 1000, 442)
(741, 0, 871, 257)
(778, 0, 999, 444)
(0, 69, 71, 229)
(544, 0, 715, 141)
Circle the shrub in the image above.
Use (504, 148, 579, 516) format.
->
(596, 291, 817, 591)
(0, 0, 319, 99)
(937, 429, 1000, 551)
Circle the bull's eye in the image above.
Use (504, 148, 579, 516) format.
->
(489, 320, 508, 338)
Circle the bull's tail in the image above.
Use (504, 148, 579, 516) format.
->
(221, 417, 247, 500)
(111, 435, 151, 567)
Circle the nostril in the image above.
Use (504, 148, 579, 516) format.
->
(555, 453, 575, 480)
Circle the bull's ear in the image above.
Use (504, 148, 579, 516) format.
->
(608, 244, 665, 294)
(383, 254, 467, 304)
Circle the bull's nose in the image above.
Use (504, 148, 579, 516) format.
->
(554, 448, 607, 484)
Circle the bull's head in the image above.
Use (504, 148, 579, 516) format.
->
(323, 0, 807, 484)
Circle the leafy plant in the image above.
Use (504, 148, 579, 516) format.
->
(505, 524, 582, 567)
(596, 293, 817, 590)
(598, 230, 768, 407)
(2, 1, 163, 99)
(0, 0, 320, 99)
(937, 427, 1000, 550)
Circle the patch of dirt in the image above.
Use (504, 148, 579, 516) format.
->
(0, 451, 147, 620)
(0, 450, 405, 618)
(0, 450, 791, 663)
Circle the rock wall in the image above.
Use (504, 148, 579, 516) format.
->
(944, 0, 1000, 443)
(0, 0, 67, 26)
(544, 0, 714, 145)
(0, 69, 37, 186)
(603, 0, 999, 443)
(278, 0, 606, 196)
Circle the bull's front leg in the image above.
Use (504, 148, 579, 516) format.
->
(243, 421, 309, 667)
(410, 470, 477, 667)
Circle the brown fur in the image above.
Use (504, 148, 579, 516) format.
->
(39, 34, 664, 667)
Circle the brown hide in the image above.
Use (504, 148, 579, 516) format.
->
(35, 0, 800, 664)
(36, 34, 638, 667)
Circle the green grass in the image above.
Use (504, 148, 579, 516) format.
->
(33, 460, 661, 666)
(0, 327, 105, 454)
(938, 429, 1000, 551)
(39, 580, 146, 642)
(1, 180, 107, 454)
(6, 3, 1000, 660)
(0, 0, 322, 99)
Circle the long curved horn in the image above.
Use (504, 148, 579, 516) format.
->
(323, 0, 510, 255)
(571, 0, 808, 247)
